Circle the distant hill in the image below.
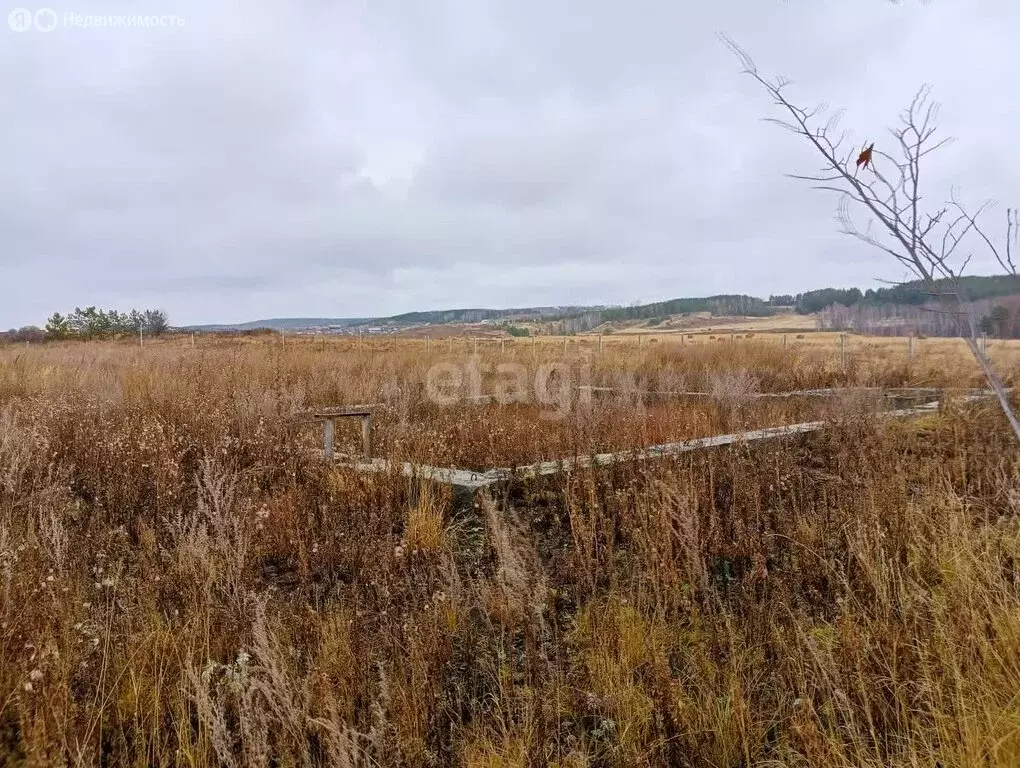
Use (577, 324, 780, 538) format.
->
(180, 275, 1017, 333)
(601, 295, 774, 321)
(185, 307, 594, 332)
(538, 295, 778, 333)
(184, 317, 369, 331)
(384, 306, 594, 325)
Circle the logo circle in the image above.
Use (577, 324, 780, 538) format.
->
(7, 8, 33, 31)
(34, 8, 57, 32)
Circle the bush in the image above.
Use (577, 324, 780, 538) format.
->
(0, 326, 46, 344)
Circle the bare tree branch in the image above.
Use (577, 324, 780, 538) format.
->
(721, 33, 1020, 443)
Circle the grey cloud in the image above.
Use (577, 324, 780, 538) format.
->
(1, 0, 1019, 327)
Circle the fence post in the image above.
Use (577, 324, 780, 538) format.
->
(981, 332, 988, 353)
(191, 333, 196, 348)
(839, 333, 846, 368)
(473, 337, 478, 355)
(563, 336, 568, 355)
(501, 338, 505, 354)
(323, 419, 335, 461)
(361, 414, 373, 459)
(908, 335, 914, 360)
(598, 335, 603, 353)
(783, 334, 787, 349)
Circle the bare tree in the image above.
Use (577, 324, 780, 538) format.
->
(722, 36, 1020, 442)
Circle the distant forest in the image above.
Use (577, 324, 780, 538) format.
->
(799, 276, 1020, 337)
(790, 275, 1020, 315)
(553, 295, 776, 333)
(550, 276, 1020, 336)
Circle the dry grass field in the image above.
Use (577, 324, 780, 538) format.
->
(604, 313, 819, 334)
(2, 335, 1020, 766)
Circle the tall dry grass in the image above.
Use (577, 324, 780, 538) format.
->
(0, 338, 1018, 766)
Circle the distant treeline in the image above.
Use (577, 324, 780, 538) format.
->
(8, 275, 1020, 343)
(388, 308, 514, 325)
(2, 306, 169, 343)
(792, 275, 1020, 314)
(549, 295, 778, 333)
(603, 294, 775, 321)
(387, 306, 594, 326)
(540, 277, 1020, 335)
(819, 295, 1020, 338)
(796, 275, 1020, 338)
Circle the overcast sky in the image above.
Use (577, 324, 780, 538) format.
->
(2, 0, 1018, 327)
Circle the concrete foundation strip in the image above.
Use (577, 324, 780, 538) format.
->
(326, 391, 995, 489)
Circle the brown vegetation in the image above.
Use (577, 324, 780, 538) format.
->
(1, 338, 1019, 766)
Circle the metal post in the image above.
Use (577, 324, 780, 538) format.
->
(783, 334, 787, 349)
(425, 335, 430, 352)
(139, 325, 143, 347)
(563, 336, 568, 355)
(282, 329, 286, 347)
(361, 414, 373, 459)
(839, 334, 846, 367)
(191, 333, 195, 348)
(323, 419, 335, 461)
(473, 337, 478, 355)
(908, 335, 914, 359)
(448, 337, 453, 353)
(981, 332, 988, 353)
(501, 338, 505, 354)
(598, 335, 603, 353)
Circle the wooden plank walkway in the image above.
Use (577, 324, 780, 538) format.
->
(328, 398, 957, 488)
(338, 458, 499, 490)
